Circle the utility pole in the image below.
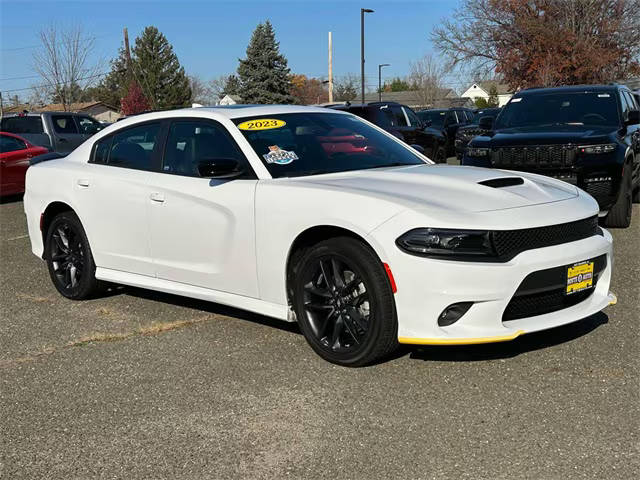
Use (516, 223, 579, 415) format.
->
(360, 8, 374, 104)
(123, 27, 132, 80)
(378, 63, 390, 102)
(328, 31, 333, 103)
(0, 92, 4, 122)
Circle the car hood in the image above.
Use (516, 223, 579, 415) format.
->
(473, 125, 615, 146)
(291, 164, 578, 213)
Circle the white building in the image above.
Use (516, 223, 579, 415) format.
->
(461, 82, 513, 107)
(219, 94, 243, 106)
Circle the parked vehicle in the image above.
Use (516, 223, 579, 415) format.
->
(0, 132, 48, 196)
(24, 105, 615, 366)
(0, 112, 103, 154)
(454, 107, 501, 159)
(463, 84, 640, 228)
(416, 108, 475, 161)
(327, 102, 441, 161)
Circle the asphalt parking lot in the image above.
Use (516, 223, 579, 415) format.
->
(1, 198, 638, 480)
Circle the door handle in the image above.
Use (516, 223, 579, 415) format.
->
(150, 192, 165, 203)
(77, 179, 90, 187)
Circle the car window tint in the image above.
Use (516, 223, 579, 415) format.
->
(378, 107, 396, 127)
(1, 116, 44, 134)
(391, 106, 408, 126)
(108, 123, 161, 170)
(52, 115, 79, 134)
(92, 136, 113, 164)
(402, 106, 420, 127)
(163, 121, 244, 176)
(0, 135, 27, 153)
(77, 116, 103, 135)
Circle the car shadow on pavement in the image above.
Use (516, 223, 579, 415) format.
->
(120, 285, 302, 335)
(407, 312, 609, 362)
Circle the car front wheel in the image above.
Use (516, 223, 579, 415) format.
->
(45, 211, 101, 299)
(604, 164, 633, 228)
(292, 237, 398, 367)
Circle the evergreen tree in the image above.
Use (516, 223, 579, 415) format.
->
(487, 84, 499, 107)
(93, 47, 129, 109)
(133, 26, 191, 109)
(222, 75, 241, 97)
(237, 21, 293, 104)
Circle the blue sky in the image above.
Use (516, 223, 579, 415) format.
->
(1, 0, 465, 99)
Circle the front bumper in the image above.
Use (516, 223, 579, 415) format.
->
(378, 225, 614, 345)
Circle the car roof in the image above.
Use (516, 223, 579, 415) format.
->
(516, 84, 625, 96)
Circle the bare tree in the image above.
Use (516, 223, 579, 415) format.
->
(409, 54, 446, 108)
(33, 24, 101, 110)
(431, 0, 640, 89)
(189, 75, 216, 105)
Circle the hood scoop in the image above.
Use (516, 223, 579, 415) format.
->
(478, 177, 525, 188)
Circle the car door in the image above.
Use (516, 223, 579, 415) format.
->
(0, 134, 30, 193)
(50, 114, 85, 153)
(75, 121, 165, 276)
(147, 118, 259, 297)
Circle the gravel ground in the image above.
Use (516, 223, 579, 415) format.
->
(1, 197, 638, 480)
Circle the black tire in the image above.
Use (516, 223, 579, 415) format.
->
(45, 211, 101, 299)
(604, 164, 633, 228)
(291, 237, 398, 367)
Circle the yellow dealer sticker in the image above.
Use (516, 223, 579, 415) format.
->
(237, 119, 286, 131)
(566, 261, 594, 294)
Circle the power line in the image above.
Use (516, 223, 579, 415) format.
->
(1, 72, 109, 94)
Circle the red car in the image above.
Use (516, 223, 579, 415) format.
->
(0, 131, 48, 196)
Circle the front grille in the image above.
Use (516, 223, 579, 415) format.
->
(503, 254, 606, 321)
(583, 180, 613, 206)
(503, 289, 595, 321)
(492, 216, 599, 261)
(491, 145, 576, 169)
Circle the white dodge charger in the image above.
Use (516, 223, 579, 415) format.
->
(24, 105, 616, 366)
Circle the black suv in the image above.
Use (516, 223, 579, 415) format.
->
(416, 108, 475, 162)
(327, 102, 444, 161)
(463, 85, 640, 227)
(454, 107, 501, 159)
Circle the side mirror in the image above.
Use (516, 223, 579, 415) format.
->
(410, 144, 425, 154)
(197, 158, 245, 179)
(478, 116, 494, 130)
(626, 110, 640, 126)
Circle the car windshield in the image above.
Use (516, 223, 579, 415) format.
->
(417, 110, 446, 128)
(233, 112, 426, 178)
(495, 91, 620, 129)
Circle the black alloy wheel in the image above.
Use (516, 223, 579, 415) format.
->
(293, 237, 398, 366)
(46, 212, 100, 299)
(302, 256, 370, 353)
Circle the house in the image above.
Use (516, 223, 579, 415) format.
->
(461, 82, 513, 107)
(362, 88, 458, 110)
(219, 94, 243, 106)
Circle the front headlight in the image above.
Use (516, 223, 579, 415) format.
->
(578, 144, 616, 154)
(466, 147, 490, 157)
(396, 228, 496, 259)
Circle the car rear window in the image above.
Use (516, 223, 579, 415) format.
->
(1, 116, 44, 134)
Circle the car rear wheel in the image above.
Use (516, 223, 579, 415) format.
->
(292, 237, 398, 367)
(45, 211, 101, 299)
(604, 164, 632, 228)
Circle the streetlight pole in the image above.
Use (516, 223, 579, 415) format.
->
(378, 63, 390, 102)
(360, 8, 374, 104)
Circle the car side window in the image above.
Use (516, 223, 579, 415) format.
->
(377, 107, 396, 127)
(52, 115, 79, 134)
(391, 106, 408, 127)
(402, 106, 420, 127)
(0, 135, 27, 153)
(1, 116, 44, 134)
(77, 116, 103, 135)
(92, 136, 113, 164)
(107, 122, 161, 170)
(162, 120, 246, 177)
